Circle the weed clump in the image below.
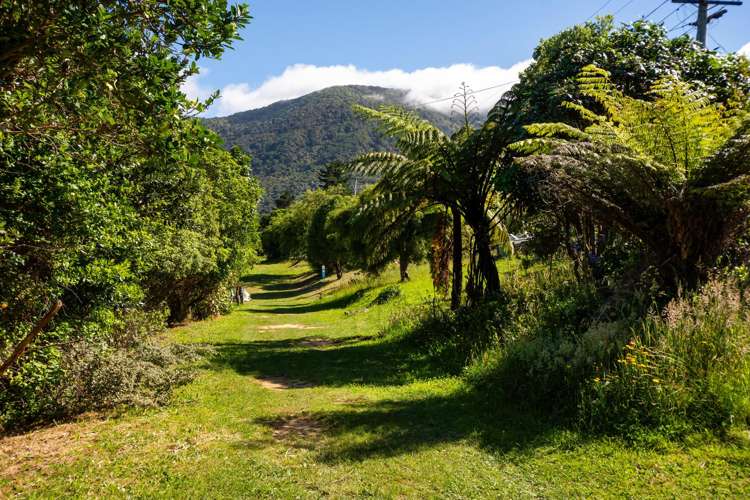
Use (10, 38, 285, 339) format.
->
(579, 279, 750, 440)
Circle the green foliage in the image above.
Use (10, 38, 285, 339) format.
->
(261, 188, 340, 261)
(515, 66, 750, 288)
(317, 161, 353, 191)
(274, 190, 296, 209)
(0, 309, 211, 431)
(385, 258, 750, 441)
(260, 185, 434, 281)
(353, 99, 518, 301)
(0, 0, 259, 428)
(306, 193, 356, 277)
(504, 18, 750, 281)
(346, 186, 435, 280)
(510, 18, 750, 128)
(394, 263, 607, 404)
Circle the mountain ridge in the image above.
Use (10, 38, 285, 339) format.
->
(203, 85, 463, 210)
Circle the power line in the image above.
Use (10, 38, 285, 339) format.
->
(708, 32, 726, 50)
(657, 3, 686, 23)
(412, 81, 518, 109)
(614, 0, 638, 15)
(668, 5, 697, 30)
(677, 25, 697, 37)
(706, 15, 728, 50)
(587, 0, 617, 19)
(669, 18, 695, 31)
(643, 0, 670, 18)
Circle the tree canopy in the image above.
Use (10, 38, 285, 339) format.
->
(1, 0, 262, 426)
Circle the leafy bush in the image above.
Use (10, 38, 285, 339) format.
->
(191, 277, 236, 320)
(0, 1, 259, 430)
(394, 265, 750, 440)
(579, 279, 750, 439)
(385, 264, 604, 380)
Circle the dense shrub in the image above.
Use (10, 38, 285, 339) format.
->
(463, 266, 610, 414)
(0, 310, 210, 432)
(388, 261, 750, 440)
(387, 264, 603, 380)
(0, 1, 257, 429)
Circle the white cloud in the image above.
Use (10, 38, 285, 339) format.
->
(182, 67, 214, 102)
(739, 42, 750, 57)
(185, 61, 532, 117)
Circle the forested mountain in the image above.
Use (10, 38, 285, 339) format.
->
(204, 85, 462, 210)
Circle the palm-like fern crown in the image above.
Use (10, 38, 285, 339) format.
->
(518, 65, 748, 184)
(348, 104, 452, 210)
(513, 65, 750, 287)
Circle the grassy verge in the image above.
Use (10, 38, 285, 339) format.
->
(1, 261, 749, 498)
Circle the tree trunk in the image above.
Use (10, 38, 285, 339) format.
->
(167, 294, 191, 325)
(477, 229, 501, 296)
(399, 253, 410, 281)
(451, 206, 463, 310)
(0, 300, 63, 376)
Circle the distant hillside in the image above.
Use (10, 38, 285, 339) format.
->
(203, 85, 462, 211)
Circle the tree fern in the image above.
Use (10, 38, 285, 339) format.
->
(515, 65, 750, 288)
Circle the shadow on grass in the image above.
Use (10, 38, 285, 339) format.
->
(209, 333, 448, 388)
(227, 264, 579, 461)
(212, 329, 578, 461)
(247, 275, 336, 300)
(242, 270, 311, 286)
(249, 282, 328, 301)
(253, 273, 319, 292)
(266, 390, 570, 463)
(246, 288, 369, 315)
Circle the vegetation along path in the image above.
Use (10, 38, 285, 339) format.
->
(2, 262, 750, 498)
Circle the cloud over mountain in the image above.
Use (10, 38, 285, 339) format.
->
(184, 61, 532, 116)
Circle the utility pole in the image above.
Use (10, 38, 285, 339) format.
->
(671, 1, 742, 46)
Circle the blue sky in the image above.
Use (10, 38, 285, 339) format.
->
(185, 0, 750, 116)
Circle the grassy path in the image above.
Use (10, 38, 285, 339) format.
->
(2, 262, 750, 498)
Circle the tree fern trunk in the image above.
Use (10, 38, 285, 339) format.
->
(451, 206, 463, 310)
(399, 254, 410, 281)
(467, 214, 501, 302)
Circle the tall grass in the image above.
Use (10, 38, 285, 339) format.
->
(580, 279, 750, 438)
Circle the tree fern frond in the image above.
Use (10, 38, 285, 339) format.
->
(562, 101, 606, 124)
(353, 104, 446, 142)
(525, 122, 592, 140)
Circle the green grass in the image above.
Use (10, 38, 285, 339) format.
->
(2, 261, 749, 498)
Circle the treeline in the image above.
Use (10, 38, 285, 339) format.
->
(0, 2, 261, 429)
(261, 184, 438, 282)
